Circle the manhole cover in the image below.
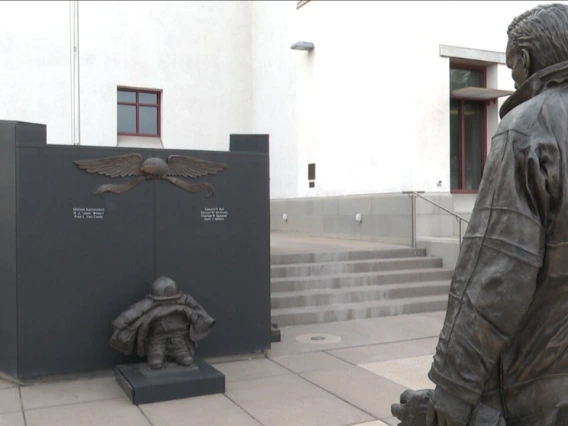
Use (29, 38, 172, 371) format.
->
(295, 333, 342, 344)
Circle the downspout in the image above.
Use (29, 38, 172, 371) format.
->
(70, 0, 81, 145)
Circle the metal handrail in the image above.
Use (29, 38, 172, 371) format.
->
(402, 191, 470, 248)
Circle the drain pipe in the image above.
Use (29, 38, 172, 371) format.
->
(69, 0, 81, 145)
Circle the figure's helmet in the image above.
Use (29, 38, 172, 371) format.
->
(150, 276, 182, 301)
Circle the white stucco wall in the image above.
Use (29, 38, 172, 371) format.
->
(254, 0, 567, 199)
(79, 1, 252, 150)
(0, 1, 71, 144)
(252, 2, 299, 199)
(0, 1, 253, 150)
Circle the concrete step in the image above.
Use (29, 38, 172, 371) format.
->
(271, 280, 450, 309)
(271, 267, 454, 293)
(271, 256, 443, 279)
(271, 294, 449, 326)
(417, 237, 460, 269)
(270, 247, 427, 266)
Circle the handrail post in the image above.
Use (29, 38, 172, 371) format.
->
(411, 193, 417, 248)
(403, 191, 425, 249)
(403, 190, 469, 249)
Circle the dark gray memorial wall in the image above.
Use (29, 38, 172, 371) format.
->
(0, 121, 271, 380)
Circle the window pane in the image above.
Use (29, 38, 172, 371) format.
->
(117, 105, 136, 133)
(450, 99, 461, 190)
(464, 102, 484, 190)
(450, 68, 483, 91)
(117, 90, 136, 103)
(139, 92, 158, 104)
(139, 106, 158, 134)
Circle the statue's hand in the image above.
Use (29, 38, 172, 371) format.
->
(391, 389, 434, 426)
(427, 386, 473, 426)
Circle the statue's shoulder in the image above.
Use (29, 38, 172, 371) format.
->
(498, 96, 546, 137)
(112, 296, 155, 328)
(177, 293, 202, 308)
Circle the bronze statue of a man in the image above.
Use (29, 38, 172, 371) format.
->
(110, 276, 215, 369)
(394, 4, 568, 425)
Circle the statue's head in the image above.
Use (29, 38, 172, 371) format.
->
(150, 276, 181, 301)
(507, 3, 568, 89)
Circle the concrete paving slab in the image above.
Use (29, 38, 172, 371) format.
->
(328, 337, 438, 364)
(381, 417, 399, 426)
(419, 311, 446, 320)
(226, 373, 373, 426)
(271, 351, 348, 374)
(352, 422, 389, 426)
(213, 359, 291, 383)
(140, 394, 260, 426)
(0, 380, 17, 390)
(24, 397, 150, 426)
(359, 355, 435, 390)
(21, 376, 124, 410)
(301, 364, 407, 419)
(0, 388, 21, 414)
(269, 312, 445, 357)
(0, 411, 25, 426)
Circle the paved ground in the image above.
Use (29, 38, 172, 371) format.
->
(0, 311, 444, 426)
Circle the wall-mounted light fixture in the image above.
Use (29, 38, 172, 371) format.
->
(282, 213, 288, 222)
(355, 213, 362, 223)
(308, 163, 315, 189)
(291, 41, 314, 51)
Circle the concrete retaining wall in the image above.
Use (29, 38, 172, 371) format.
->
(270, 193, 458, 246)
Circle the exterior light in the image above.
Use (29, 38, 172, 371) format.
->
(291, 41, 314, 51)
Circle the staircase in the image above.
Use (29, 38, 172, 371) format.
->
(271, 247, 452, 326)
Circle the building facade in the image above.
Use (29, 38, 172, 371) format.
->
(1, 0, 563, 249)
(0, 1, 252, 150)
(254, 0, 564, 249)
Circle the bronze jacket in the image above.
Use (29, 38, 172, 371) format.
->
(110, 294, 215, 357)
(429, 61, 568, 420)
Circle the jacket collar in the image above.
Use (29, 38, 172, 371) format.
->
(500, 60, 568, 119)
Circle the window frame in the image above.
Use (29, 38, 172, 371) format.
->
(117, 88, 161, 137)
(449, 63, 488, 194)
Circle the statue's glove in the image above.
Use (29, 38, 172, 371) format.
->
(391, 389, 433, 426)
(426, 386, 473, 426)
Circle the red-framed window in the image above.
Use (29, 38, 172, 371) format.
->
(117, 88, 161, 137)
(449, 64, 488, 193)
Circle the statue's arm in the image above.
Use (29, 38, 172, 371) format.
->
(179, 293, 207, 312)
(176, 294, 216, 343)
(111, 298, 153, 329)
(428, 128, 560, 414)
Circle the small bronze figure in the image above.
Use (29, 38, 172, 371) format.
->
(394, 4, 568, 425)
(110, 277, 215, 369)
(74, 154, 227, 197)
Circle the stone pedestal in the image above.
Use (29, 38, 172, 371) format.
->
(115, 357, 225, 405)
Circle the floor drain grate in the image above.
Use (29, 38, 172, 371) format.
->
(295, 333, 342, 344)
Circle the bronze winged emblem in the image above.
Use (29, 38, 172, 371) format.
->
(74, 154, 228, 197)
